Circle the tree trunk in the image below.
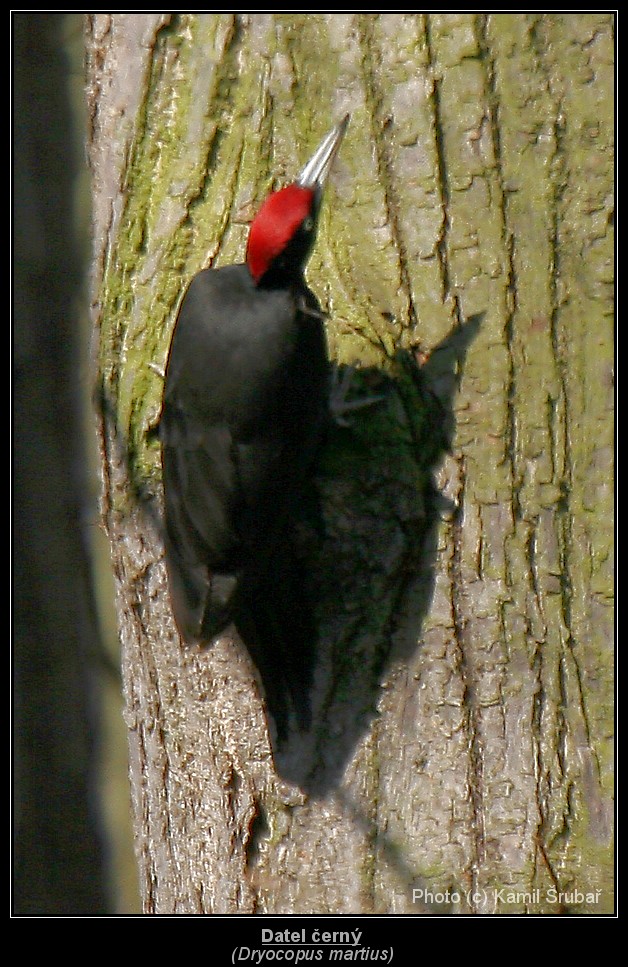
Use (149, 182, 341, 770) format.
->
(14, 13, 108, 915)
(87, 12, 614, 915)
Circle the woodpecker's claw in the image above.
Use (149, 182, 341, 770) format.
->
(329, 365, 387, 427)
(148, 361, 166, 380)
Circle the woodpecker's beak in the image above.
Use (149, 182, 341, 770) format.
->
(297, 114, 350, 191)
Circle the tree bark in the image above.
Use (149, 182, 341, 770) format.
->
(87, 12, 614, 915)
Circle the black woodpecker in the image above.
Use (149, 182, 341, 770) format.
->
(160, 116, 350, 736)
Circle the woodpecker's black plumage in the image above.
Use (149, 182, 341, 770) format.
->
(160, 117, 349, 735)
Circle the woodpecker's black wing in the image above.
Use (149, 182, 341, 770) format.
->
(160, 263, 328, 648)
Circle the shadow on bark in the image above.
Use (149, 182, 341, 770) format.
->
(274, 312, 482, 794)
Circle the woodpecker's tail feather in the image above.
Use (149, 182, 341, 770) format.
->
(233, 546, 316, 741)
(166, 532, 317, 740)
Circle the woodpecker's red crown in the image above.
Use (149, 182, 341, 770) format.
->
(246, 184, 315, 284)
(245, 115, 350, 285)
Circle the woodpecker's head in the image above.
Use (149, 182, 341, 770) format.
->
(246, 115, 349, 286)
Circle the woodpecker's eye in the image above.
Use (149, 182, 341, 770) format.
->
(302, 216, 314, 232)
